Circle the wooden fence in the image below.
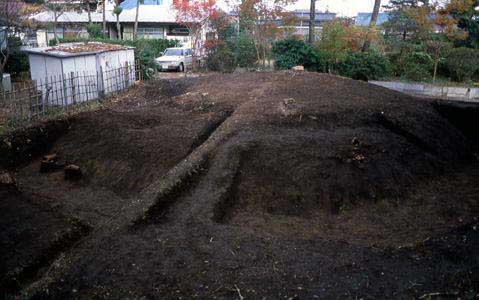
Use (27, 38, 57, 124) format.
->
(0, 62, 140, 128)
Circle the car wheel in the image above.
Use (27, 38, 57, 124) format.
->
(179, 63, 184, 72)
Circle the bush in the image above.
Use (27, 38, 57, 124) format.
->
(235, 35, 257, 68)
(50, 37, 179, 78)
(272, 38, 319, 70)
(4, 37, 29, 78)
(444, 47, 479, 82)
(86, 24, 103, 38)
(392, 51, 434, 82)
(206, 47, 236, 72)
(336, 51, 391, 81)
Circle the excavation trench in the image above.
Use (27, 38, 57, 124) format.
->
(3, 73, 479, 299)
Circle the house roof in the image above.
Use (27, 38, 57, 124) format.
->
(31, 1, 178, 24)
(23, 42, 133, 58)
(120, 0, 164, 10)
(355, 12, 390, 26)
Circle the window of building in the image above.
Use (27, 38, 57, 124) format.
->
(138, 26, 164, 38)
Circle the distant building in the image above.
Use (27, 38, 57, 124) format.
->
(355, 12, 390, 27)
(289, 10, 336, 38)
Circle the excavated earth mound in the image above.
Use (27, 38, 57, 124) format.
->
(148, 71, 469, 218)
(2, 71, 478, 299)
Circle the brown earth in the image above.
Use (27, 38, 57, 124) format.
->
(1, 71, 478, 299)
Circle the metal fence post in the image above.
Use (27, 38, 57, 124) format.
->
(70, 72, 76, 105)
(98, 65, 105, 99)
(62, 74, 68, 108)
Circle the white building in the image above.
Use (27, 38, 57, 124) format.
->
(24, 42, 135, 105)
(31, 0, 191, 47)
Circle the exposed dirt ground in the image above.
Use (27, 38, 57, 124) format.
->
(1, 71, 479, 299)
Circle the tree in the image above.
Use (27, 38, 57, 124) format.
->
(85, 0, 92, 24)
(0, 0, 39, 83)
(448, 0, 479, 48)
(383, 0, 429, 44)
(362, 0, 381, 51)
(384, 0, 469, 82)
(173, 0, 219, 69)
(133, 0, 142, 39)
(308, 0, 315, 43)
(0, 0, 24, 83)
(44, 0, 80, 44)
(113, 0, 123, 39)
(235, 0, 296, 66)
(103, 0, 107, 37)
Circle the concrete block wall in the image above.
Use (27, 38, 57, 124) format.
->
(370, 81, 479, 102)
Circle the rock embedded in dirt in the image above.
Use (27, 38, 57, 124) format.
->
(64, 164, 82, 181)
(0, 171, 17, 191)
(291, 65, 305, 71)
(40, 153, 61, 173)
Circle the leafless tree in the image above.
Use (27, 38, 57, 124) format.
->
(133, 0, 141, 39)
(86, 0, 92, 24)
(103, 0, 107, 37)
(44, 0, 80, 44)
(0, 0, 30, 83)
(308, 0, 316, 43)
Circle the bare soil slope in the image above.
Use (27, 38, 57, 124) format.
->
(1, 71, 478, 299)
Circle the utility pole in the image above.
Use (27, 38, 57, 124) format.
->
(308, 0, 316, 44)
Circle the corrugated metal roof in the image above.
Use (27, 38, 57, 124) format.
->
(23, 42, 133, 58)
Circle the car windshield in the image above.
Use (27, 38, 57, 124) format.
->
(164, 49, 183, 56)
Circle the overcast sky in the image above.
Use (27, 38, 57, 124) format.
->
(219, 0, 390, 17)
(292, 0, 390, 17)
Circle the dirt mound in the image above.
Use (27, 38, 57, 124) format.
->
(148, 72, 468, 218)
(3, 72, 478, 299)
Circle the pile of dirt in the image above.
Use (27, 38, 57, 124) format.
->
(141, 72, 469, 219)
(2, 71, 478, 299)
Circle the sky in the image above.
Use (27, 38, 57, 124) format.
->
(219, 0, 391, 18)
(292, 0, 390, 17)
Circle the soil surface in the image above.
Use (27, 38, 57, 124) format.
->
(1, 71, 478, 299)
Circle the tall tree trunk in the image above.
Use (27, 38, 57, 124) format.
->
(86, 0, 91, 24)
(116, 14, 121, 39)
(133, 0, 140, 39)
(53, 12, 59, 45)
(103, 0, 107, 38)
(362, 0, 381, 52)
(308, 0, 316, 44)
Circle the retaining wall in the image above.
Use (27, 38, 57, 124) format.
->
(370, 81, 479, 102)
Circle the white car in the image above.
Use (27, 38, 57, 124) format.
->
(155, 47, 193, 72)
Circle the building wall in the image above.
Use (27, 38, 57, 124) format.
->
(122, 23, 167, 40)
(28, 49, 135, 105)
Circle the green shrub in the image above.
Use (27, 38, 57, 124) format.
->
(336, 51, 391, 81)
(86, 24, 103, 38)
(444, 47, 479, 82)
(206, 47, 236, 73)
(272, 38, 319, 70)
(4, 37, 29, 78)
(392, 51, 434, 82)
(234, 35, 256, 68)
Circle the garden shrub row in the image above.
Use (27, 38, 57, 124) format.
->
(272, 38, 479, 83)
